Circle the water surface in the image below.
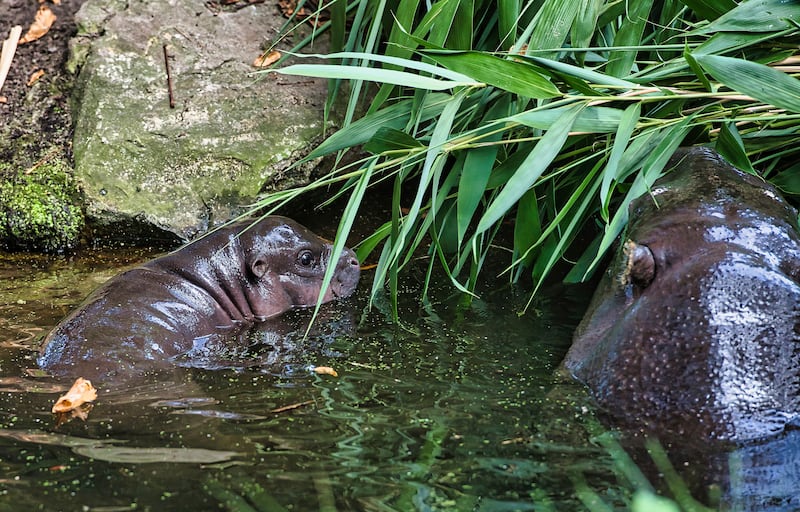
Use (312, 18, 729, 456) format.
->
(1, 247, 793, 511)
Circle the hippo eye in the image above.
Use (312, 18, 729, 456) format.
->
(298, 250, 315, 267)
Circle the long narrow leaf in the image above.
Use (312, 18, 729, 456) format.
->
(583, 117, 693, 279)
(424, 51, 559, 98)
(272, 64, 481, 90)
(509, 105, 623, 133)
(696, 0, 800, 33)
(306, 94, 450, 160)
(283, 51, 479, 83)
(600, 103, 641, 220)
(607, 0, 654, 78)
(476, 104, 584, 235)
(694, 54, 800, 113)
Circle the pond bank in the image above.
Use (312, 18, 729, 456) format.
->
(1, 0, 334, 250)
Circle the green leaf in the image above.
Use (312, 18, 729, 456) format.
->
(520, 0, 582, 58)
(571, 0, 603, 55)
(514, 188, 541, 267)
(683, 49, 712, 92)
(697, 0, 800, 33)
(497, 0, 520, 48)
(447, 0, 474, 50)
(694, 54, 800, 113)
(457, 94, 509, 242)
(305, 94, 450, 160)
(311, 157, 373, 322)
(355, 221, 392, 263)
(527, 55, 637, 89)
(715, 122, 755, 174)
(363, 127, 424, 154)
(607, 0, 654, 78)
(272, 64, 481, 90)
(424, 51, 559, 98)
(422, 0, 461, 48)
(680, 0, 737, 21)
(510, 105, 623, 133)
(289, 51, 478, 82)
(476, 104, 584, 235)
(600, 102, 641, 220)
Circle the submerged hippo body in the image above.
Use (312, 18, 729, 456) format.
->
(564, 147, 800, 442)
(39, 216, 360, 380)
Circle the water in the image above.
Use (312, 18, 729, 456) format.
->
(1, 247, 797, 510)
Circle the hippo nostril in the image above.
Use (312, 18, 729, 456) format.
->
(349, 257, 359, 268)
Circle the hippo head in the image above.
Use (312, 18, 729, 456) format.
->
(238, 216, 360, 320)
(564, 147, 800, 441)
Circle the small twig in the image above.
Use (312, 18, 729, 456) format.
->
(270, 399, 314, 414)
(162, 43, 175, 108)
(0, 26, 23, 96)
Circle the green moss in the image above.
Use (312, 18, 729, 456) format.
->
(0, 158, 85, 252)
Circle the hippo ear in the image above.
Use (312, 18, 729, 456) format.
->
(628, 241, 655, 287)
(251, 259, 268, 278)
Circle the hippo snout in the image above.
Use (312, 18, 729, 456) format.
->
(333, 248, 360, 298)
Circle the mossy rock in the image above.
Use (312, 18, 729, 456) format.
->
(0, 159, 85, 252)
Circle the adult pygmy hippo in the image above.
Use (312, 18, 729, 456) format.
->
(39, 216, 360, 380)
(564, 147, 800, 442)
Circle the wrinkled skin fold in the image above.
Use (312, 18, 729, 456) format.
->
(38, 216, 360, 381)
(564, 147, 800, 442)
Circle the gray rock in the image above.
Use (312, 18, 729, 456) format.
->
(71, 0, 331, 241)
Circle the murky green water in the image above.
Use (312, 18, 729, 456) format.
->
(2, 246, 796, 511)
(0, 246, 617, 511)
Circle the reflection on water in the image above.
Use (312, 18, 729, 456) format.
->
(0, 249, 797, 510)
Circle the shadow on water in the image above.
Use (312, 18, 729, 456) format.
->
(0, 248, 798, 510)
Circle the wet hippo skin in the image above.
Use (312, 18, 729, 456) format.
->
(38, 216, 360, 380)
(564, 147, 800, 442)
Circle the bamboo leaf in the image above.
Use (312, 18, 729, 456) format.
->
(447, 0, 474, 50)
(476, 104, 584, 235)
(571, 0, 603, 56)
(427, 0, 460, 47)
(497, 0, 520, 48)
(509, 105, 623, 133)
(306, 94, 450, 160)
(311, 156, 374, 325)
(680, 0, 736, 20)
(355, 221, 391, 263)
(600, 102, 641, 221)
(364, 127, 424, 154)
(693, 54, 800, 113)
(272, 64, 481, 90)
(514, 188, 541, 268)
(424, 51, 559, 98)
(285, 51, 478, 82)
(527, 55, 637, 89)
(607, 0, 654, 78)
(517, 0, 581, 58)
(456, 95, 510, 242)
(696, 0, 800, 33)
(715, 122, 755, 174)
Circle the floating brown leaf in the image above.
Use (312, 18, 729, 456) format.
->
(313, 366, 338, 377)
(20, 6, 57, 45)
(52, 377, 97, 413)
(253, 50, 281, 69)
